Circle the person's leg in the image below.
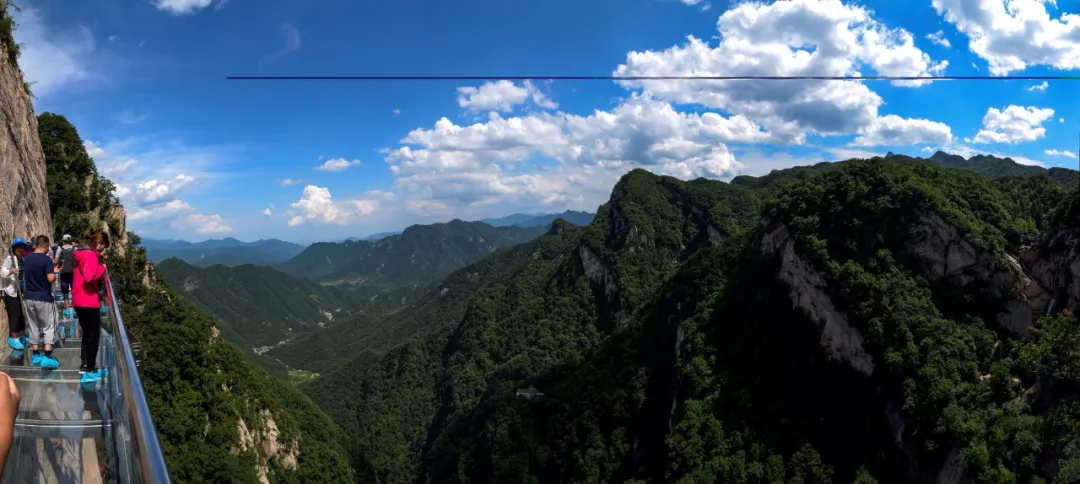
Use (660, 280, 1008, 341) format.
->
(3, 295, 21, 344)
(24, 300, 42, 365)
(85, 309, 101, 372)
(60, 273, 74, 338)
(75, 307, 97, 373)
(60, 273, 72, 307)
(39, 303, 58, 368)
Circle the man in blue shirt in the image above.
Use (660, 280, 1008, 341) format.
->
(21, 236, 60, 368)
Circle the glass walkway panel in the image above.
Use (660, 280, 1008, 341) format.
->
(0, 273, 170, 483)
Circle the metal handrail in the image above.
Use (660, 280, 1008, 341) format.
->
(103, 271, 172, 483)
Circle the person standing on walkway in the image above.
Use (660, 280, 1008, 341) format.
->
(53, 235, 76, 305)
(1, 238, 30, 351)
(21, 235, 61, 369)
(55, 235, 78, 339)
(73, 232, 109, 383)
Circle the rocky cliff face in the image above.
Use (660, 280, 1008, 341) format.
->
(94, 200, 130, 256)
(753, 181, 1072, 483)
(1020, 207, 1080, 315)
(0, 18, 54, 335)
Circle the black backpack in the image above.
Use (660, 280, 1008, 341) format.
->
(60, 245, 76, 274)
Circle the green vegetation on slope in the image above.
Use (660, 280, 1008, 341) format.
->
(38, 112, 121, 240)
(278, 219, 546, 287)
(308, 155, 1080, 484)
(40, 113, 353, 482)
(156, 258, 357, 350)
(0, 1, 21, 68)
(305, 170, 763, 483)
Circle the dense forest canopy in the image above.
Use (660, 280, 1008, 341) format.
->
(299, 154, 1080, 484)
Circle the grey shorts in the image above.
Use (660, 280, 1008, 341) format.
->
(24, 299, 57, 346)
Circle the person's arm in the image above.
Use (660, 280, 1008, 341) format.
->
(76, 252, 106, 284)
(0, 371, 21, 476)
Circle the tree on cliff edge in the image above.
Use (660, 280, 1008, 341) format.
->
(38, 112, 117, 240)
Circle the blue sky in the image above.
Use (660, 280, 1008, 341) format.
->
(12, 0, 1080, 243)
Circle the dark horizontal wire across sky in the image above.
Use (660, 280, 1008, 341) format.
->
(225, 75, 1080, 81)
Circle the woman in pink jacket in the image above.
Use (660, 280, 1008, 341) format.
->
(72, 231, 109, 384)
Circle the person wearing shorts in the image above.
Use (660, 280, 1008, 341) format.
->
(21, 235, 60, 368)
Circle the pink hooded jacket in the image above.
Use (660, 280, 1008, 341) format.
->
(72, 247, 106, 308)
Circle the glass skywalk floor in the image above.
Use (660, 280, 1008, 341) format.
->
(0, 273, 169, 483)
(0, 336, 111, 483)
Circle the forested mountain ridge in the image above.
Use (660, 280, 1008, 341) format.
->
(305, 168, 763, 482)
(142, 237, 307, 267)
(156, 258, 357, 350)
(277, 219, 546, 287)
(306, 154, 1080, 484)
(155, 219, 582, 376)
(926, 150, 1079, 184)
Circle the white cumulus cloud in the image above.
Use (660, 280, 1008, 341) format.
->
(181, 213, 232, 234)
(151, 0, 220, 15)
(613, 0, 948, 143)
(851, 115, 954, 147)
(932, 0, 1080, 75)
(926, 30, 951, 48)
(315, 158, 361, 172)
(1045, 149, 1077, 158)
(969, 105, 1055, 144)
(456, 80, 558, 112)
(287, 186, 380, 226)
(84, 140, 231, 235)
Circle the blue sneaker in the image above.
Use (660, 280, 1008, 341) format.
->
(39, 355, 59, 369)
(96, 368, 109, 378)
(7, 337, 23, 350)
(31, 353, 42, 366)
(18, 336, 28, 347)
(80, 371, 101, 384)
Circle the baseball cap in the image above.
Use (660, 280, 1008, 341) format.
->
(62, 234, 71, 242)
(10, 237, 30, 251)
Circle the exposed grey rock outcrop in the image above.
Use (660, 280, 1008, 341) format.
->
(0, 29, 53, 337)
(906, 212, 1047, 336)
(1021, 220, 1080, 314)
(760, 223, 876, 376)
(578, 244, 629, 328)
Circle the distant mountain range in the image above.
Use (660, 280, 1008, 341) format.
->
(479, 210, 595, 228)
(355, 231, 401, 241)
(923, 150, 1079, 184)
(140, 237, 308, 267)
(140, 209, 596, 267)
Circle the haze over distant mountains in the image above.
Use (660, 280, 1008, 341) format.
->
(140, 237, 307, 267)
(143, 210, 597, 267)
(479, 210, 595, 228)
